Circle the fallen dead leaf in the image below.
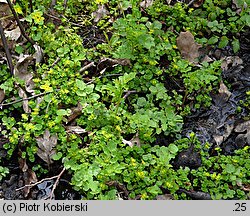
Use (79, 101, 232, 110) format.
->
(232, 0, 248, 14)
(18, 157, 28, 172)
(23, 169, 38, 197)
(234, 120, 250, 145)
(156, 194, 174, 200)
(140, 0, 154, 8)
(33, 44, 44, 64)
(92, 4, 110, 23)
(176, 31, 202, 63)
(213, 124, 234, 146)
(18, 87, 31, 113)
(97, 57, 131, 74)
(193, 0, 204, 7)
(4, 26, 21, 41)
(221, 56, 243, 71)
(36, 130, 58, 164)
(14, 54, 35, 93)
(218, 81, 232, 101)
(122, 133, 141, 147)
(67, 102, 83, 123)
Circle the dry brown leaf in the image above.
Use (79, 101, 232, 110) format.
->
(67, 102, 83, 123)
(36, 130, 57, 164)
(18, 87, 31, 113)
(23, 169, 38, 197)
(193, 0, 204, 7)
(122, 133, 141, 147)
(234, 121, 250, 145)
(232, 0, 248, 14)
(4, 26, 21, 41)
(221, 56, 243, 71)
(0, 88, 5, 103)
(140, 0, 154, 8)
(14, 55, 35, 93)
(14, 55, 34, 80)
(218, 81, 232, 101)
(213, 124, 234, 146)
(97, 58, 131, 74)
(176, 31, 202, 63)
(33, 44, 44, 64)
(18, 157, 28, 172)
(156, 194, 174, 200)
(92, 5, 110, 23)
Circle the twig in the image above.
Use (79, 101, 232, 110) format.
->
(123, 90, 137, 99)
(6, 0, 35, 46)
(79, 62, 95, 73)
(187, 0, 195, 7)
(16, 167, 65, 192)
(50, 57, 61, 68)
(0, 92, 51, 107)
(0, 20, 14, 75)
(47, 167, 66, 200)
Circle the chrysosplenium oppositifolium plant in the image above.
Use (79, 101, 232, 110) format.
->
(0, 0, 250, 200)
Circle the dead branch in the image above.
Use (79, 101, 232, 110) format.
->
(47, 167, 66, 200)
(0, 92, 51, 107)
(16, 167, 66, 200)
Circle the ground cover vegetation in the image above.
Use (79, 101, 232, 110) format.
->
(0, 0, 250, 200)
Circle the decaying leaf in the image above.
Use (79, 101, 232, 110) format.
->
(232, 0, 248, 14)
(234, 120, 250, 145)
(122, 133, 141, 147)
(4, 26, 21, 41)
(14, 55, 34, 80)
(140, 0, 154, 8)
(193, 0, 204, 7)
(218, 81, 232, 101)
(213, 124, 234, 146)
(36, 130, 58, 164)
(155, 194, 175, 200)
(92, 5, 110, 23)
(97, 57, 131, 74)
(18, 157, 28, 172)
(221, 56, 243, 71)
(14, 54, 35, 93)
(176, 31, 202, 63)
(65, 126, 87, 134)
(0, 88, 5, 103)
(33, 44, 44, 64)
(67, 102, 83, 123)
(18, 87, 31, 113)
(23, 169, 38, 197)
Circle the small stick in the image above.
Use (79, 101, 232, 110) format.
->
(79, 62, 95, 73)
(187, 0, 195, 7)
(123, 90, 137, 99)
(47, 167, 66, 200)
(50, 57, 61, 68)
(0, 92, 51, 107)
(16, 167, 65, 192)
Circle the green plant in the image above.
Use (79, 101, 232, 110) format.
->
(1, 0, 249, 201)
(0, 166, 9, 181)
